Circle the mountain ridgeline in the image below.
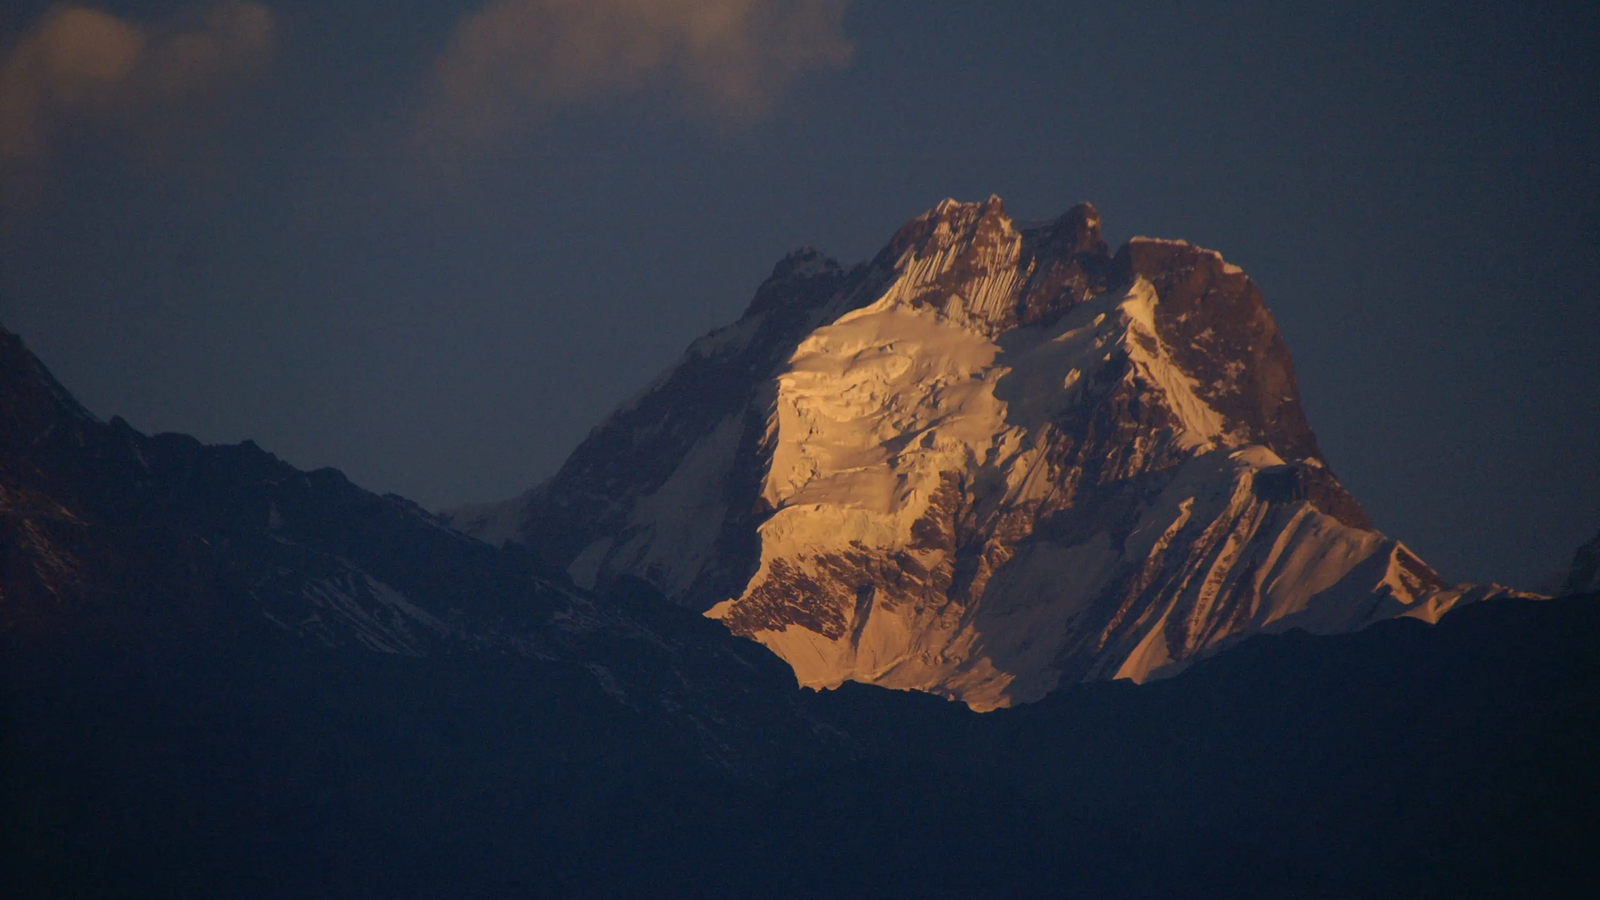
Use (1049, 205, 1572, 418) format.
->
(0, 320, 864, 780)
(1, 200, 1595, 898)
(449, 197, 1522, 709)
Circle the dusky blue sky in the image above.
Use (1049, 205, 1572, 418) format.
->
(2, 0, 1597, 589)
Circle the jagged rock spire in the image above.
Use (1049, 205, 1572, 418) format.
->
(1059, 201, 1104, 256)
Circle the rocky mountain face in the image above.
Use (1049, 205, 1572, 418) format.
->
(453, 197, 1521, 709)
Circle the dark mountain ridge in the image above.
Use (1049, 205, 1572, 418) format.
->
(2, 217, 1596, 895)
(0, 322, 871, 780)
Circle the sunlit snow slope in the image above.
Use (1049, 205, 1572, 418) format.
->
(451, 198, 1527, 709)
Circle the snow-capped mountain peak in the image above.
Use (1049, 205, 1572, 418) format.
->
(449, 198, 1527, 709)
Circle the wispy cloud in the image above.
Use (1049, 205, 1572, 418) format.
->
(0, 3, 275, 166)
(412, 0, 852, 150)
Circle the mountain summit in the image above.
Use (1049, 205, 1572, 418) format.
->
(449, 198, 1521, 709)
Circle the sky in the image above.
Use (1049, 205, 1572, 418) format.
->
(1, 0, 1596, 590)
